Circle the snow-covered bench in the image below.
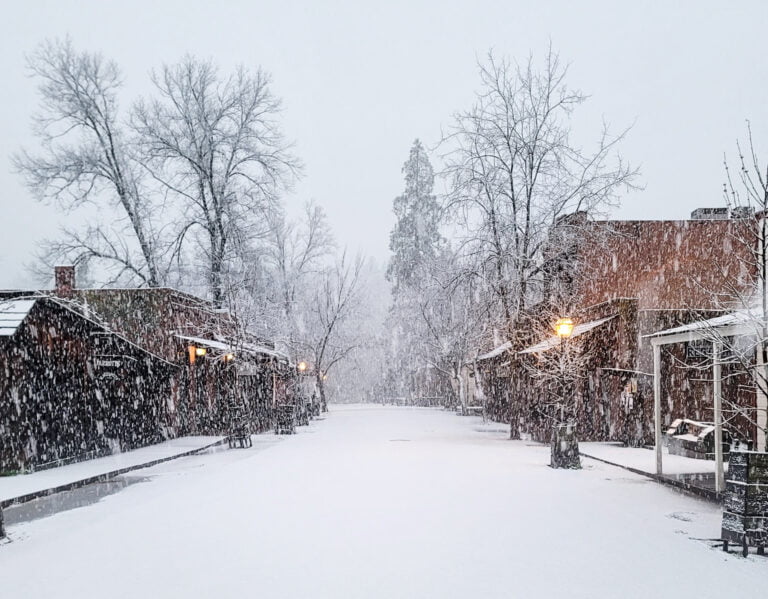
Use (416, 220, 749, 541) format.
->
(458, 405, 484, 417)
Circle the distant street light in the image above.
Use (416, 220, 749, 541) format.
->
(298, 361, 308, 372)
(188, 345, 208, 363)
(224, 353, 235, 362)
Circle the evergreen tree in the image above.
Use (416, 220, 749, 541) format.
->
(386, 139, 443, 293)
(383, 140, 446, 402)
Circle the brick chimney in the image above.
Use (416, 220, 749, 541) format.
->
(54, 265, 76, 297)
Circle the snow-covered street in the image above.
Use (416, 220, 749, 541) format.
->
(1, 405, 766, 598)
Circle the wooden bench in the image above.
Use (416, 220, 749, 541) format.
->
(227, 420, 252, 449)
(458, 405, 484, 417)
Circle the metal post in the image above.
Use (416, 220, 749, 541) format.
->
(560, 336, 567, 425)
(653, 342, 663, 476)
(713, 339, 724, 493)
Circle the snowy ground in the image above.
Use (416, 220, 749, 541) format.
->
(0, 436, 224, 503)
(1, 405, 766, 598)
(580, 441, 720, 475)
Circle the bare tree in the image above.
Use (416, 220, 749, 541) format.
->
(266, 201, 335, 332)
(680, 123, 768, 444)
(15, 38, 162, 285)
(521, 308, 588, 425)
(132, 57, 300, 306)
(517, 301, 599, 468)
(327, 260, 390, 404)
(442, 47, 638, 325)
(300, 253, 365, 408)
(413, 249, 490, 408)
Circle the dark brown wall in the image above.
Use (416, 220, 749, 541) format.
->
(0, 299, 176, 472)
(76, 288, 238, 363)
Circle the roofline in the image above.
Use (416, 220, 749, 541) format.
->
(647, 324, 754, 346)
(519, 315, 617, 355)
(176, 334, 290, 362)
(2, 286, 214, 307)
(74, 286, 213, 305)
(6, 294, 180, 369)
(592, 218, 750, 225)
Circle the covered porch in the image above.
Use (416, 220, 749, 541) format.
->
(645, 309, 768, 493)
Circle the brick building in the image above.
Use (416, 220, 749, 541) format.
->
(478, 209, 759, 445)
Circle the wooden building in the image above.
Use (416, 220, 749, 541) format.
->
(0, 296, 177, 473)
(478, 209, 759, 445)
(0, 266, 292, 473)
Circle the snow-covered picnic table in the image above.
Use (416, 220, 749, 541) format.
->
(0, 436, 224, 505)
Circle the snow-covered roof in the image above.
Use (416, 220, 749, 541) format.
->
(644, 308, 760, 338)
(177, 334, 231, 352)
(519, 316, 616, 354)
(477, 341, 512, 361)
(0, 299, 36, 337)
(0, 294, 178, 366)
(176, 334, 288, 361)
(242, 342, 288, 361)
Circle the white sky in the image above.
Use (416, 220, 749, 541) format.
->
(1, 0, 767, 287)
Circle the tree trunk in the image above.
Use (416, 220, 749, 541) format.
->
(316, 372, 328, 412)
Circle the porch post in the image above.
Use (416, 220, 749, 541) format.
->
(713, 339, 725, 493)
(756, 345, 768, 452)
(653, 342, 663, 476)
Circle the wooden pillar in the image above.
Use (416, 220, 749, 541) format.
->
(653, 342, 663, 476)
(713, 339, 725, 493)
(756, 345, 768, 452)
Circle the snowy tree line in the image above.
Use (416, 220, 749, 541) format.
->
(17, 39, 768, 411)
(15, 38, 368, 402)
(378, 47, 638, 405)
(378, 45, 768, 445)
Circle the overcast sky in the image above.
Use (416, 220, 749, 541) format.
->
(1, 0, 767, 288)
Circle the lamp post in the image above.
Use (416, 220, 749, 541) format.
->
(554, 317, 574, 424)
(551, 316, 581, 469)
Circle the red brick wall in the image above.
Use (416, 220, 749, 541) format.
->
(575, 220, 756, 311)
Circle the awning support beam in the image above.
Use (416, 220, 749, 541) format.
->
(713, 339, 724, 493)
(653, 343, 662, 476)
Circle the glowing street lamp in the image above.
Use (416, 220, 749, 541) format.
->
(297, 361, 308, 372)
(195, 347, 207, 357)
(223, 353, 235, 362)
(555, 317, 574, 339)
